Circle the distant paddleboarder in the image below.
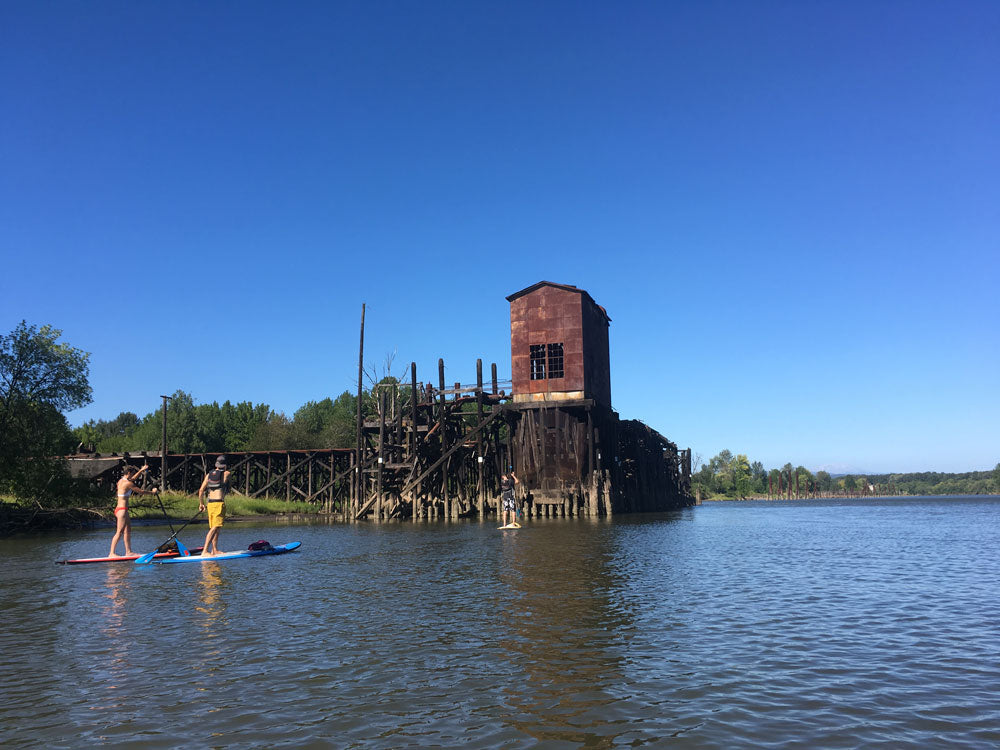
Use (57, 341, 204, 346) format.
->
(499, 468, 520, 529)
(109, 463, 158, 557)
(198, 456, 230, 556)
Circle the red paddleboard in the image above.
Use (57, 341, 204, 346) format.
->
(57, 548, 203, 565)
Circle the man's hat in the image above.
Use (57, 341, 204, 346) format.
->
(215, 456, 227, 468)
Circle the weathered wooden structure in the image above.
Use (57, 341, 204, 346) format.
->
(70, 281, 692, 519)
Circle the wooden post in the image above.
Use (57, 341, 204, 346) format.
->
(438, 358, 447, 519)
(410, 362, 418, 460)
(355, 303, 366, 513)
(377, 389, 386, 520)
(159, 395, 172, 492)
(394, 391, 403, 465)
(476, 359, 485, 519)
(349, 451, 356, 519)
(308, 452, 313, 503)
(491, 363, 498, 395)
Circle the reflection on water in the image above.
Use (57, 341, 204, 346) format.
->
(2, 499, 1000, 748)
(196, 564, 228, 626)
(97, 567, 131, 697)
(193, 563, 230, 690)
(498, 521, 634, 745)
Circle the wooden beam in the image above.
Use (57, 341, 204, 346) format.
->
(398, 409, 502, 499)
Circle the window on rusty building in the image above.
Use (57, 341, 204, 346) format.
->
(530, 344, 546, 380)
(547, 343, 564, 379)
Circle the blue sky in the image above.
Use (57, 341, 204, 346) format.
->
(2, 2, 997, 474)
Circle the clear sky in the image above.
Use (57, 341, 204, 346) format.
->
(2, 2, 997, 474)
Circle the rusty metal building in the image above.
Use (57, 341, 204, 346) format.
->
(506, 281, 691, 516)
(509, 281, 612, 408)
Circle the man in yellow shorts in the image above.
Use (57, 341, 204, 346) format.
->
(198, 456, 230, 556)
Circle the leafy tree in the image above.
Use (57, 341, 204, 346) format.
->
(732, 454, 752, 498)
(249, 412, 297, 450)
(220, 400, 271, 451)
(0, 322, 92, 498)
(815, 470, 832, 493)
(322, 391, 358, 448)
(768, 468, 782, 496)
(795, 466, 814, 496)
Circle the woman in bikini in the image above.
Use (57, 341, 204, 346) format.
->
(110, 464, 158, 557)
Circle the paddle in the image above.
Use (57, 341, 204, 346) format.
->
(134, 508, 202, 565)
(154, 486, 175, 534)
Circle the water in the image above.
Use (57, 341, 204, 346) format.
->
(2, 497, 1000, 748)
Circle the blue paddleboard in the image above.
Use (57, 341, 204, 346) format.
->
(149, 541, 301, 564)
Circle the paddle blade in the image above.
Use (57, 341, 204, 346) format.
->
(134, 550, 157, 565)
(176, 539, 189, 557)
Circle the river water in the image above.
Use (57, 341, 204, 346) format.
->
(2, 496, 999, 748)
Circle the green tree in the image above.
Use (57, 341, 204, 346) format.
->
(768, 468, 783, 496)
(795, 466, 814, 497)
(731, 454, 752, 498)
(0, 322, 92, 498)
(249, 412, 297, 450)
(815, 470, 832, 493)
(748, 460, 767, 495)
(220, 400, 271, 451)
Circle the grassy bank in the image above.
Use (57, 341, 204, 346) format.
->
(122, 492, 324, 520)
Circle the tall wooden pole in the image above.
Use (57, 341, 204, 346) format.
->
(377, 389, 385, 521)
(438, 358, 446, 519)
(410, 361, 419, 521)
(355, 303, 366, 519)
(476, 358, 484, 519)
(409, 362, 418, 458)
(159, 394, 172, 493)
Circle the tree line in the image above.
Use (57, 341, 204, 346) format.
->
(73, 389, 361, 456)
(692, 450, 1000, 500)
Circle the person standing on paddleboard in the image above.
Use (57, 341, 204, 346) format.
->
(198, 456, 230, 556)
(109, 463, 157, 557)
(500, 468, 520, 528)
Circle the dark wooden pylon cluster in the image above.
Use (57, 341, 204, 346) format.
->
(351, 358, 513, 520)
(507, 404, 692, 518)
(349, 359, 693, 521)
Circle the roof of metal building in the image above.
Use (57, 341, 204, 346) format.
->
(505, 281, 611, 322)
